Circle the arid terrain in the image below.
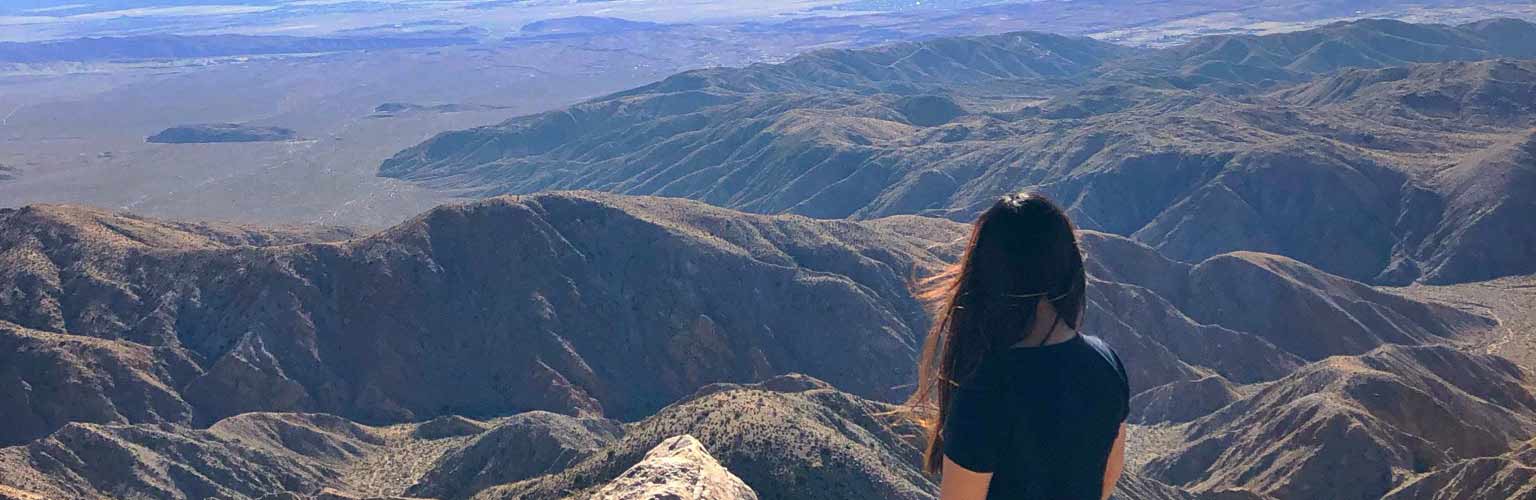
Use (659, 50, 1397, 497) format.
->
(2, 0, 1534, 226)
(1, 1, 1535, 499)
(0, 188, 1529, 499)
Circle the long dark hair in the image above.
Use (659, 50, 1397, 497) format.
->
(907, 192, 1087, 474)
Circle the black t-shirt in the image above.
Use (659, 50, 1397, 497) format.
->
(942, 334, 1130, 500)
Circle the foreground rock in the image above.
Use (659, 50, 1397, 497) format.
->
(482, 375, 934, 500)
(148, 123, 298, 143)
(592, 435, 758, 500)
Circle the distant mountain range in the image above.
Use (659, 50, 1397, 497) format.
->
(4, 14, 1536, 500)
(148, 123, 299, 144)
(380, 18, 1536, 285)
(0, 34, 477, 63)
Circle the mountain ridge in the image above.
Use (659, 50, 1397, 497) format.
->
(376, 18, 1536, 286)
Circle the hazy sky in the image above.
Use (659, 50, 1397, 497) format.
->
(0, 0, 916, 40)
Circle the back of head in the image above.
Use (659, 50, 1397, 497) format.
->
(909, 192, 1087, 473)
(962, 192, 1086, 338)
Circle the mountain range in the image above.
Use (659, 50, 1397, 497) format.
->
(0, 189, 1524, 499)
(4, 14, 1536, 500)
(380, 18, 1536, 285)
(0, 34, 478, 63)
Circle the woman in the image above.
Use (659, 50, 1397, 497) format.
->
(909, 193, 1129, 500)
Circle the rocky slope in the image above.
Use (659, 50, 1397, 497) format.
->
(377, 18, 1536, 285)
(0, 193, 1513, 500)
(1382, 438, 1536, 500)
(1145, 345, 1536, 500)
(406, 412, 621, 500)
(1, 194, 1487, 448)
(1146, 18, 1536, 83)
(1078, 231, 1492, 389)
(0, 413, 384, 500)
(468, 375, 1273, 500)
(0, 193, 954, 444)
(0, 377, 1241, 500)
(475, 374, 934, 500)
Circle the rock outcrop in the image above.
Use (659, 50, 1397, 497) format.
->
(482, 375, 934, 500)
(592, 435, 758, 500)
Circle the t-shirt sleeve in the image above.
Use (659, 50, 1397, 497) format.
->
(1109, 348, 1130, 423)
(942, 378, 1006, 473)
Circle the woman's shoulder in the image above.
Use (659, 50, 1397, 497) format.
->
(1078, 334, 1130, 389)
(1078, 334, 1117, 358)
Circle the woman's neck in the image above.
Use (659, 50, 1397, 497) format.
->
(1013, 300, 1078, 347)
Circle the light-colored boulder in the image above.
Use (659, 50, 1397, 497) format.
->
(593, 435, 757, 500)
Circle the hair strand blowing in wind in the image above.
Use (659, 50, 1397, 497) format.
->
(905, 192, 1087, 474)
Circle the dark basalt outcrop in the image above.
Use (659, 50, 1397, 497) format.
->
(148, 123, 299, 144)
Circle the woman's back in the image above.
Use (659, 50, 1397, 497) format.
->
(906, 193, 1130, 500)
(942, 333, 1130, 499)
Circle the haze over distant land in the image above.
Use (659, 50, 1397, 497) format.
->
(382, 18, 1536, 285)
(3, 2, 1536, 499)
(1, 0, 1534, 226)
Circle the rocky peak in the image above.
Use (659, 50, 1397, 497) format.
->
(593, 435, 758, 500)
